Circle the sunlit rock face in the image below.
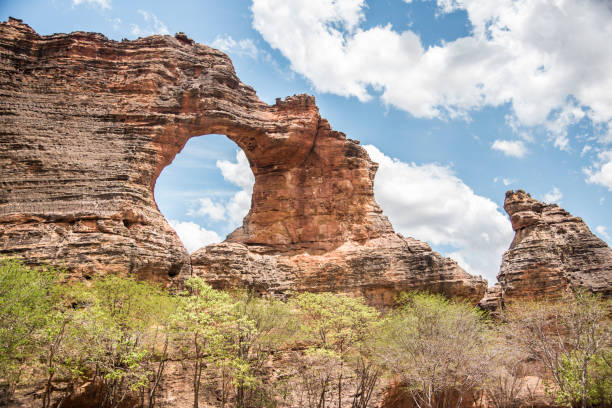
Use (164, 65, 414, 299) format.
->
(481, 190, 612, 309)
(0, 18, 485, 303)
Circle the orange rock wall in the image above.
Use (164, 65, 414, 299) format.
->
(0, 19, 486, 303)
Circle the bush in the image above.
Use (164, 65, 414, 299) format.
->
(3, 258, 609, 408)
(504, 291, 611, 408)
(0, 258, 61, 404)
(292, 292, 381, 408)
(375, 292, 492, 408)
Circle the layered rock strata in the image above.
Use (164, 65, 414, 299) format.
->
(483, 190, 612, 308)
(191, 235, 484, 307)
(0, 18, 485, 302)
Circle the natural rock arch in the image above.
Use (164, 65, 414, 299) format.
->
(153, 134, 254, 251)
(0, 19, 486, 305)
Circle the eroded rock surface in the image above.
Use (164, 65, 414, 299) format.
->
(0, 18, 485, 302)
(192, 235, 485, 307)
(483, 190, 612, 307)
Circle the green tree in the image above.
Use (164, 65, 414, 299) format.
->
(140, 287, 178, 408)
(505, 291, 611, 408)
(228, 291, 296, 408)
(482, 328, 531, 408)
(175, 277, 235, 408)
(0, 258, 60, 404)
(37, 282, 95, 408)
(88, 275, 167, 408)
(293, 292, 380, 408)
(376, 292, 491, 408)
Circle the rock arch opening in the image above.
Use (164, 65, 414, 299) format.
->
(154, 134, 254, 254)
(0, 20, 487, 302)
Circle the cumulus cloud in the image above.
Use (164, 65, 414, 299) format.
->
(585, 150, 612, 191)
(212, 35, 259, 59)
(545, 99, 586, 151)
(217, 151, 254, 224)
(187, 150, 254, 227)
(542, 187, 563, 204)
(217, 150, 255, 191)
(491, 140, 529, 158)
(252, 0, 612, 141)
(169, 220, 221, 252)
(364, 145, 513, 283)
(130, 10, 169, 37)
(595, 225, 610, 241)
(72, 0, 110, 9)
(187, 198, 227, 220)
(226, 189, 252, 225)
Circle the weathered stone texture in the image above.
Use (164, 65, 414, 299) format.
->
(192, 235, 485, 307)
(484, 190, 612, 306)
(0, 18, 485, 302)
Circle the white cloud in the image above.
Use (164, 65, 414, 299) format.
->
(595, 225, 610, 241)
(252, 0, 612, 139)
(217, 150, 255, 191)
(72, 0, 110, 9)
(601, 122, 612, 144)
(187, 198, 227, 220)
(130, 10, 169, 37)
(581, 145, 592, 157)
(212, 35, 258, 59)
(218, 150, 254, 225)
(491, 140, 528, 158)
(365, 145, 513, 283)
(226, 189, 252, 225)
(584, 150, 612, 191)
(545, 99, 585, 151)
(168, 220, 221, 253)
(186, 150, 254, 226)
(493, 177, 516, 186)
(542, 186, 563, 204)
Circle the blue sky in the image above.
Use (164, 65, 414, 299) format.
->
(2, 0, 611, 284)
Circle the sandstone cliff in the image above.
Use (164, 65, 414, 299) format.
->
(0, 18, 486, 304)
(482, 190, 612, 308)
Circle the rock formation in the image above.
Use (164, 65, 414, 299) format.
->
(0, 18, 486, 304)
(482, 190, 612, 308)
(191, 236, 484, 307)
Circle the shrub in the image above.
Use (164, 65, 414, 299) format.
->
(375, 292, 492, 408)
(0, 258, 61, 404)
(504, 291, 611, 408)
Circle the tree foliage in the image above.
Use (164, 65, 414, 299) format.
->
(375, 292, 492, 408)
(2, 258, 611, 408)
(0, 258, 61, 404)
(292, 292, 380, 408)
(504, 290, 611, 408)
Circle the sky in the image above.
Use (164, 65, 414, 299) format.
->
(2, 0, 611, 285)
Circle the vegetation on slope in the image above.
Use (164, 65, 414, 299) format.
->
(0, 258, 610, 408)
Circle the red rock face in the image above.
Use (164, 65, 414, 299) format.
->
(0, 19, 485, 303)
(482, 190, 612, 308)
(191, 235, 485, 308)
